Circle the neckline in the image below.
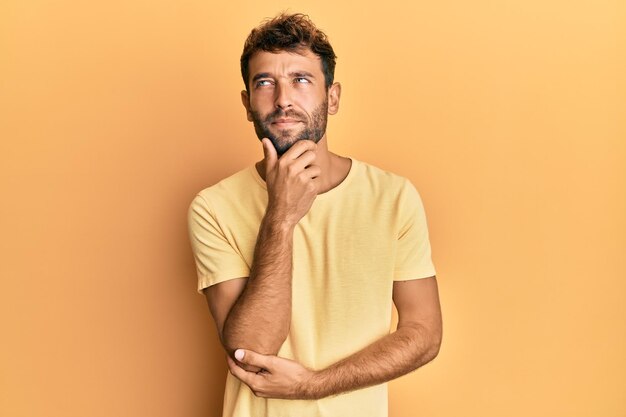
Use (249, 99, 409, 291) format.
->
(249, 157, 357, 201)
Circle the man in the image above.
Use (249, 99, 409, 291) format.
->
(188, 12, 442, 417)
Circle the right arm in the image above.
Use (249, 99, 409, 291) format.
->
(205, 139, 319, 367)
(222, 209, 295, 355)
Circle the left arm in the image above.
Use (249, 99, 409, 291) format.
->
(227, 276, 442, 399)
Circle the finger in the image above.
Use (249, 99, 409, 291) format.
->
(304, 164, 321, 179)
(227, 355, 255, 386)
(282, 139, 317, 160)
(262, 138, 277, 171)
(235, 356, 263, 374)
(226, 354, 237, 373)
(234, 349, 273, 371)
(290, 150, 317, 172)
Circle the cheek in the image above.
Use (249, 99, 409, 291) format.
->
(250, 91, 273, 105)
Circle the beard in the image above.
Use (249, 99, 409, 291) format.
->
(250, 99, 328, 156)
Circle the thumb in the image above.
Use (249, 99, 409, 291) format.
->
(234, 348, 272, 370)
(262, 138, 277, 170)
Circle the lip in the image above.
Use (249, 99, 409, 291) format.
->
(272, 119, 301, 125)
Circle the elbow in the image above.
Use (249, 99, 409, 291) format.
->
(427, 336, 441, 363)
(222, 330, 285, 358)
(221, 314, 290, 359)
(425, 325, 442, 363)
(223, 342, 282, 359)
(221, 336, 282, 374)
(402, 321, 442, 367)
(409, 321, 441, 365)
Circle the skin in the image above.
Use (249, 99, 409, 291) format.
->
(206, 48, 348, 374)
(204, 47, 443, 398)
(227, 277, 442, 400)
(242, 47, 337, 157)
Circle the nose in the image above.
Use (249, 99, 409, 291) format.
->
(274, 81, 293, 110)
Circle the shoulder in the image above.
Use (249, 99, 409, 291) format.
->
(192, 165, 261, 207)
(350, 160, 427, 220)
(352, 159, 415, 196)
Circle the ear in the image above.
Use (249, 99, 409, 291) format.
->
(327, 82, 341, 115)
(241, 90, 253, 122)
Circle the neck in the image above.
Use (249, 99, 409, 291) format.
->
(255, 136, 351, 195)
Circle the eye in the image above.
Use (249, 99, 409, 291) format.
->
(295, 77, 310, 84)
(255, 80, 272, 87)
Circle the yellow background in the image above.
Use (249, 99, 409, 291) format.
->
(1, 1, 624, 416)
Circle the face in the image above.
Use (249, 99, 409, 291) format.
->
(249, 99, 328, 156)
(242, 49, 338, 156)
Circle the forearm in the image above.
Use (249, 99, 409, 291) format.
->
(222, 209, 294, 355)
(308, 323, 441, 399)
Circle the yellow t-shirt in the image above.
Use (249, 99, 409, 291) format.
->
(188, 158, 436, 417)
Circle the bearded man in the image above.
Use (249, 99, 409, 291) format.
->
(188, 12, 443, 417)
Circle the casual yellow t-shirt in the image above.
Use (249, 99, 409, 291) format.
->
(188, 158, 436, 417)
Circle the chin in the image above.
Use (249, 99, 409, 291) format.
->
(271, 137, 297, 156)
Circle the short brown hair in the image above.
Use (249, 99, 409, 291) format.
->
(240, 13, 337, 92)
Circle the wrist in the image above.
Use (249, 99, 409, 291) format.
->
(264, 206, 297, 233)
(303, 368, 328, 400)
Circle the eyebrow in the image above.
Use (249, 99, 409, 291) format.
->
(290, 71, 315, 79)
(251, 71, 316, 83)
(251, 72, 271, 83)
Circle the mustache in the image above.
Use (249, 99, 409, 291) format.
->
(264, 109, 305, 123)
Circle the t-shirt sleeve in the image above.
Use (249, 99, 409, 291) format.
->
(394, 179, 437, 281)
(187, 193, 250, 293)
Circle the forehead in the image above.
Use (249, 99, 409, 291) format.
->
(248, 49, 323, 78)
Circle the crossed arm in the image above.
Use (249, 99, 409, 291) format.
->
(206, 211, 295, 373)
(206, 139, 318, 373)
(203, 140, 442, 399)
(205, 273, 442, 400)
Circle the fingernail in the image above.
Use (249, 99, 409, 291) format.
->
(234, 349, 245, 361)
